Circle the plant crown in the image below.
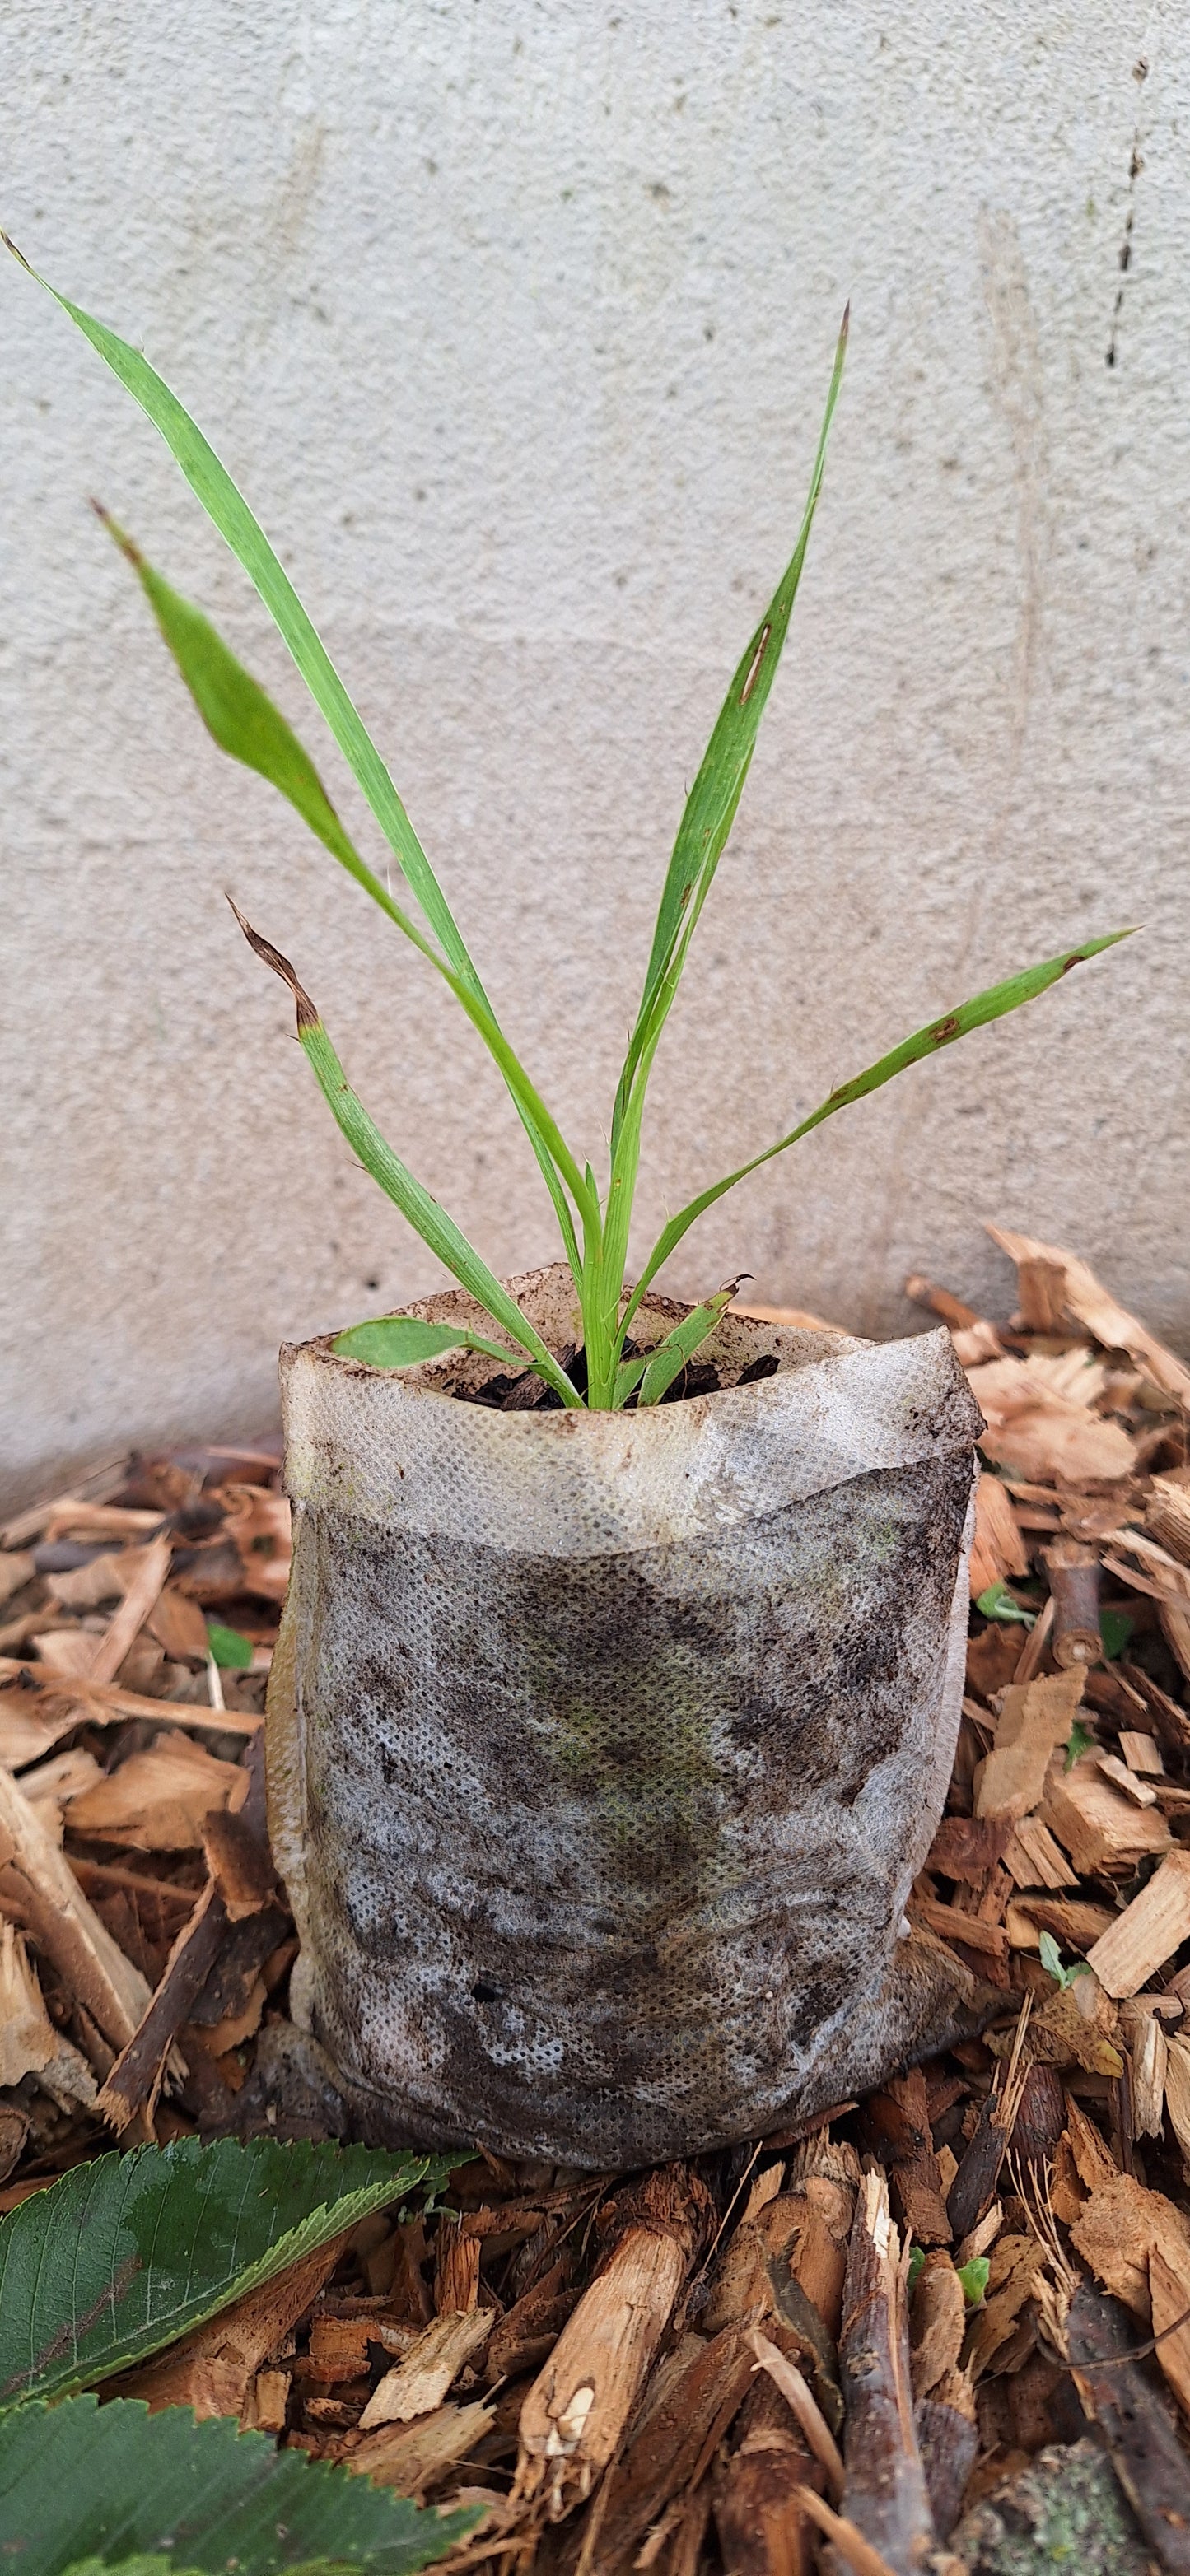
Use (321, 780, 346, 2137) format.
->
(7, 243, 1132, 1409)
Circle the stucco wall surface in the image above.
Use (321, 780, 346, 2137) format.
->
(0, 0, 1185, 1506)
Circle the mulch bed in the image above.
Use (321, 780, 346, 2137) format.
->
(3, 1222, 1190, 2573)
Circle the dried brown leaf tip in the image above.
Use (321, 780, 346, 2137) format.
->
(226, 898, 319, 1032)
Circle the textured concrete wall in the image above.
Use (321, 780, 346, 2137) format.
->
(1, 1, 1185, 1505)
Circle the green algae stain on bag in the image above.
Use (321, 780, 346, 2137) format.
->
(267, 1269, 984, 2169)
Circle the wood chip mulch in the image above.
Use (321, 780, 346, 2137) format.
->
(3, 1221, 1190, 2574)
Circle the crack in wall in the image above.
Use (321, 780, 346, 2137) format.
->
(1107, 51, 1150, 370)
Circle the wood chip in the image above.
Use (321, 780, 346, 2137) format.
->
(348, 2400, 497, 2495)
(926, 1817, 1015, 1883)
(357, 2308, 493, 2429)
(968, 1476, 1029, 1598)
(1041, 1752, 1172, 1875)
(67, 1731, 246, 1850)
(0, 1920, 96, 2103)
(975, 1670, 1086, 1820)
(32, 1630, 101, 1679)
(1005, 1896, 1115, 1952)
(1070, 2170, 1190, 2320)
(909, 1898, 1007, 1963)
(0, 1554, 35, 1607)
(516, 2167, 711, 2518)
(1150, 2241, 1190, 2428)
(964, 1356, 1136, 1484)
(1120, 1731, 1165, 1776)
(85, 1535, 173, 1686)
(834, 2167, 936, 2574)
(147, 1586, 212, 1661)
(1130, 2008, 1169, 2137)
(1164, 2032, 1190, 2170)
(0, 1761, 151, 2067)
(1083, 1850, 1190, 1999)
(987, 1225, 1190, 1406)
(747, 2329, 843, 2502)
(1001, 1816, 1078, 1890)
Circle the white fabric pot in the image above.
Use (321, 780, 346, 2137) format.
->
(268, 1267, 982, 2168)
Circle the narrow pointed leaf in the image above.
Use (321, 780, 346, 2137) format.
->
(0, 2138, 448, 2412)
(637, 1289, 735, 1405)
(0, 2395, 478, 2575)
(96, 513, 590, 1246)
(333, 1315, 535, 1374)
(611, 310, 847, 1147)
(96, 509, 366, 877)
(2, 243, 475, 989)
(7, 248, 595, 1263)
(231, 910, 581, 1406)
(626, 930, 1135, 1321)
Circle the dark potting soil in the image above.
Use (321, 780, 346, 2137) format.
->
(455, 1344, 781, 1412)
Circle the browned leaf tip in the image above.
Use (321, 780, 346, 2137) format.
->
(226, 897, 319, 1032)
(89, 499, 141, 566)
(1, 233, 35, 276)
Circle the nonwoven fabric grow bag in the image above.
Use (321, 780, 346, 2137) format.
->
(268, 1266, 984, 2168)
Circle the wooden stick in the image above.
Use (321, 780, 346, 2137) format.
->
(96, 1880, 226, 2132)
(18, 1673, 262, 1736)
(791, 2485, 905, 2576)
(515, 2166, 712, 2521)
(0, 1763, 151, 2068)
(86, 1535, 173, 1685)
(835, 2168, 938, 2574)
(747, 2330, 844, 2501)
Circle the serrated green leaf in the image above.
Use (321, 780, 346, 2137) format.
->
(0, 2138, 450, 2411)
(0, 2395, 477, 2575)
(205, 1620, 253, 1669)
(333, 1316, 526, 1373)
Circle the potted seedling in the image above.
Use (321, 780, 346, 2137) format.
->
(8, 247, 1129, 2165)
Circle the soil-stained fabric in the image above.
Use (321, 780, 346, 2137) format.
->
(268, 1270, 981, 2166)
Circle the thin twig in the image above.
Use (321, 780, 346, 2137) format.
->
(747, 2328, 844, 2501)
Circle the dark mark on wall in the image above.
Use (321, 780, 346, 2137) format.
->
(1107, 55, 1149, 370)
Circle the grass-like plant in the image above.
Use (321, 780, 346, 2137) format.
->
(7, 244, 1131, 1409)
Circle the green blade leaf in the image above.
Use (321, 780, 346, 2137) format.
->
(627, 931, 1135, 1326)
(636, 1289, 735, 1407)
(2, 245, 474, 990)
(610, 309, 848, 1151)
(95, 512, 590, 1261)
(7, 250, 595, 1269)
(231, 909, 582, 1409)
(0, 2395, 478, 2575)
(333, 1315, 531, 1373)
(0, 2138, 448, 2411)
(95, 508, 366, 879)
